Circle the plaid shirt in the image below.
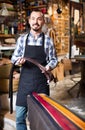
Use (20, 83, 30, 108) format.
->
(11, 32, 58, 69)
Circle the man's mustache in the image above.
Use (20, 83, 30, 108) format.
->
(33, 23, 39, 26)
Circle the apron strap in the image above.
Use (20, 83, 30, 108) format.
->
(24, 33, 45, 56)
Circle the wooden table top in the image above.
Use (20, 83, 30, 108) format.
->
(0, 58, 11, 66)
(0, 46, 15, 50)
(75, 55, 85, 61)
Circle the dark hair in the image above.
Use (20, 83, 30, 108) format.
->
(30, 9, 44, 18)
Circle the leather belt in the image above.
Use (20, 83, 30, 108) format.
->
(9, 57, 57, 113)
(24, 57, 57, 83)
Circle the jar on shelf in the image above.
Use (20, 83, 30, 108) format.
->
(11, 26, 14, 35)
(4, 25, 8, 34)
(1, 22, 5, 34)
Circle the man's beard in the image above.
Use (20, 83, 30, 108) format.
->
(33, 28, 40, 32)
(32, 24, 41, 32)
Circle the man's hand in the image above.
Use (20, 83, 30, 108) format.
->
(45, 65, 51, 71)
(41, 66, 51, 74)
(17, 58, 26, 65)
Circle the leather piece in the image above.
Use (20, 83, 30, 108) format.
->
(24, 57, 57, 83)
(9, 57, 57, 113)
(27, 95, 61, 130)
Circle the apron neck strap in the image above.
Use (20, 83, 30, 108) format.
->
(24, 32, 45, 56)
(25, 32, 45, 48)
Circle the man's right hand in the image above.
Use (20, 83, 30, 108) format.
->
(17, 58, 26, 65)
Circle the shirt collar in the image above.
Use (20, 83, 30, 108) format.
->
(29, 31, 44, 38)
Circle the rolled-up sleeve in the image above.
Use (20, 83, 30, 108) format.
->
(45, 36, 58, 69)
(11, 36, 25, 64)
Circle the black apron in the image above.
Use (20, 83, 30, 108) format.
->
(16, 33, 49, 107)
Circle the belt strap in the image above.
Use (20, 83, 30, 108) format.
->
(9, 63, 16, 114)
(9, 57, 57, 113)
(24, 57, 57, 83)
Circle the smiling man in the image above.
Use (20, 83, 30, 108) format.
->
(11, 10, 58, 130)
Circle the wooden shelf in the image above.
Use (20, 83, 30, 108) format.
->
(0, 8, 16, 12)
(26, 5, 47, 10)
(57, 52, 67, 56)
(0, 34, 15, 38)
(0, 0, 13, 4)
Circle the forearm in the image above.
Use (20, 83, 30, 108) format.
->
(46, 49, 58, 70)
(11, 48, 24, 65)
(46, 57, 58, 71)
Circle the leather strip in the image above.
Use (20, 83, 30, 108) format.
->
(24, 57, 57, 83)
(9, 57, 57, 113)
(32, 92, 80, 130)
(40, 94, 85, 129)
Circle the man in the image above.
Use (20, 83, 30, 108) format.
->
(11, 10, 58, 130)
